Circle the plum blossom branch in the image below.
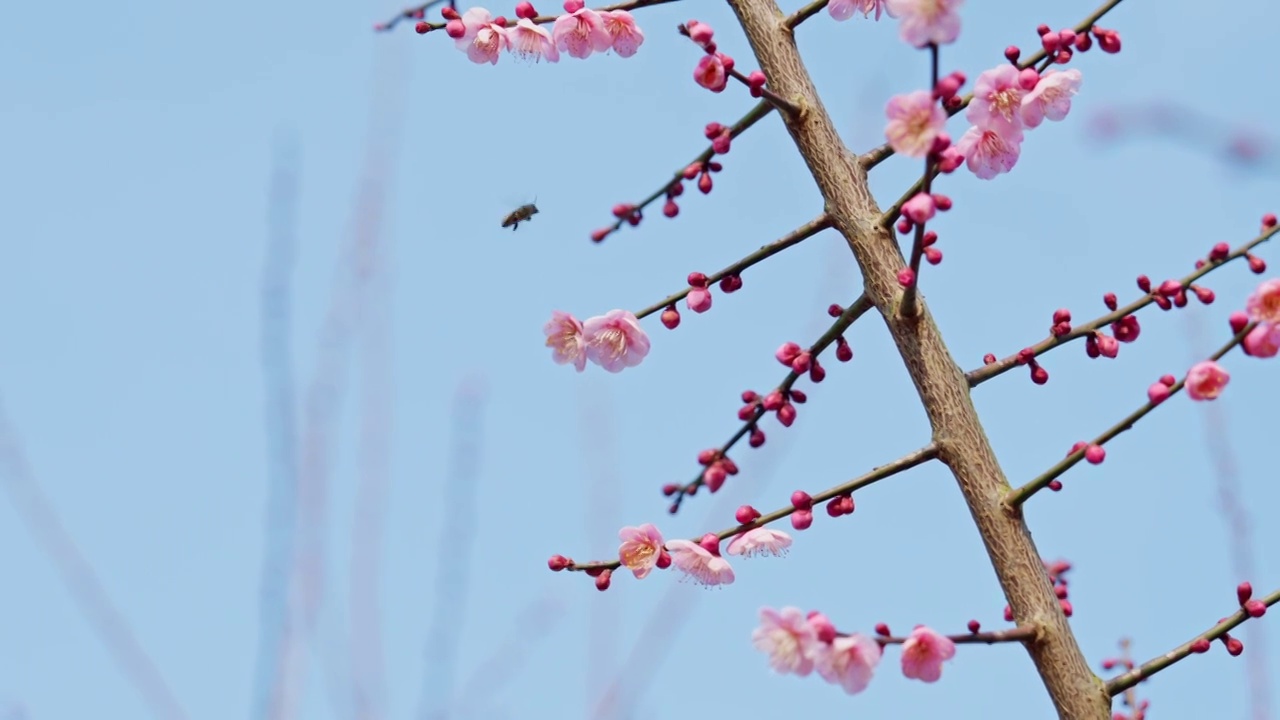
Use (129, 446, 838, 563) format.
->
(967, 222, 1277, 388)
(897, 41, 941, 319)
(858, 0, 1127, 170)
(376, 0, 679, 33)
(562, 442, 938, 576)
(1004, 320, 1258, 508)
(1105, 586, 1280, 696)
(593, 100, 774, 241)
(872, 623, 1036, 647)
(784, 0, 829, 29)
(667, 294, 874, 512)
(633, 213, 832, 319)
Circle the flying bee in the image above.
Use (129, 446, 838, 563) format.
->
(501, 201, 539, 231)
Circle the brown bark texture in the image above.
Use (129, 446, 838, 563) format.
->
(723, 2, 1112, 717)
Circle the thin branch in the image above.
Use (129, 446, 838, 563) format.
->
(784, 0, 829, 29)
(666, 293, 874, 512)
(859, 0, 1127, 171)
(966, 224, 1277, 388)
(0, 402, 189, 720)
(598, 100, 775, 240)
(381, 0, 683, 33)
(634, 213, 831, 319)
(567, 442, 939, 575)
(897, 42, 940, 319)
(1106, 587, 1280, 696)
(872, 624, 1037, 646)
(1004, 321, 1257, 508)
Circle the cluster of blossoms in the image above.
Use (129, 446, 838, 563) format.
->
(1173, 275, 1280, 402)
(442, 1, 643, 64)
(558, 522, 793, 590)
(828, 0, 963, 48)
(753, 608, 957, 695)
(543, 309, 650, 373)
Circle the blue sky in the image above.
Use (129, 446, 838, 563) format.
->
(1, 1, 1278, 719)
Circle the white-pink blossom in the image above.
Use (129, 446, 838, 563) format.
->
(1021, 68, 1083, 129)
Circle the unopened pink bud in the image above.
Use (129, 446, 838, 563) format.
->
(563, 0, 585, 11)
(661, 306, 681, 329)
(1229, 311, 1250, 334)
(736, 505, 760, 524)
(548, 554, 572, 571)
(791, 351, 812, 373)
(1147, 382, 1171, 405)
(594, 568, 612, 591)
(1019, 66, 1041, 90)
(699, 533, 721, 555)
(777, 402, 797, 427)
(1085, 444, 1106, 464)
(762, 390, 785, 411)
(1190, 638, 1211, 653)
(515, 1, 537, 19)
(791, 490, 812, 510)
(1238, 581, 1254, 604)
(445, 18, 466, 37)
(748, 428, 766, 447)
(897, 267, 916, 288)
(790, 509, 813, 530)
(775, 342, 802, 366)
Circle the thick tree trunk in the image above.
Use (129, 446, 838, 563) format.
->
(724, 2, 1112, 717)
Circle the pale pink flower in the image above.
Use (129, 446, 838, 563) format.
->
(599, 10, 644, 57)
(814, 633, 882, 694)
(617, 523, 664, 579)
(455, 7, 510, 65)
(552, 7, 612, 59)
(900, 625, 956, 682)
(752, 607, 819, 676)
(726, 527, 792, 557)
(687, 286, 712, 313)
(901, 192, 936, 224)
(885, 0, 962, 47)
(694, 54, 728, 92)
(1246, 278, 1280, 324)
(508, 18, 560, 62)
(543, 310, 587, 371)
(664, 539, 735, 586)
(1020, 68, 1083, 129)
(956, 125, 1022, 180)
(1185, 360, 1230, 400)
(966, 64, 1026, 138)
(583, 309, 650, 373)
(1243, 323, 1280, 358)
(828, 0, 889, 21)
(884, 90, 947, 158)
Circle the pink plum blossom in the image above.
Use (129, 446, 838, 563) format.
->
(814, 633, 882, 694)
(885, 0, 963, 47)
(665, 539, 735, 586)
(726, 527, 793, 557)
(1243, 323, 1280, 358)
(1185, 360, 1230, 400)
(1020, 68, 1083, 129)
(901, 192, 937, 224)
(583, 309, 651, 373)
(1246, 278, 1280, 324)
(828, 0, 890, 21)
(617, 523, 664, 579)
(455, 8, 510, 65)
(956, 125, 1022, 179)
(694, 54, 728, 92)
(752, 607, 819, 675)
(552, 7, 612, 59)
(900, 625, 956, 682)
(600, 10, 644, 57)
(507, 18, 560, 62)
(967, 64, 1026, 138)
(543, 311, 587, 371)
(884, 90, 947, 158)
(687, 286, 713, 313)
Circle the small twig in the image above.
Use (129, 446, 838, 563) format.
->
(633, 213, 831, 319)
(1106, 587, 1280, 696)
(898, 42, 940, 319)
(603, 100, 775, 236)
(873, 624, 1037, 646)
(567, 442, 939, 574)
(1004, 321, 1257, 508)
(967, 224, 1276, 388)
(667, 294, 875, 512)
(378, 0, 682, 33)
(784, 0, 829, 29)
